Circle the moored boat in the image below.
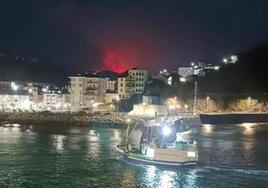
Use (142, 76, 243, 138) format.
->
(115, 117, 199, 167)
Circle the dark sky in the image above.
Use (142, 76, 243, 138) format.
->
(1, 0, 268, 73)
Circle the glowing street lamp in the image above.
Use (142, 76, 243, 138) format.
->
(214, 66, 220, 71)
(222, 58, 228, 64)
(126, 118, 131, 123)
(11, 82, 19, 91)
(93, 103, 98, 108)
(180, 77, 186, 82)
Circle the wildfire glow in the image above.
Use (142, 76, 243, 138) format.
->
(102, 48, 135, 73)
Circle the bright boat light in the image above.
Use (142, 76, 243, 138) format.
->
(162, 126, 172, 136)
(187, 151, 196, 157)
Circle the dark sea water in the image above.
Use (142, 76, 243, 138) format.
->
(1, 123, 268, 187)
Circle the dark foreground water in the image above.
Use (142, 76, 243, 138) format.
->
(1, 123, 268, 188)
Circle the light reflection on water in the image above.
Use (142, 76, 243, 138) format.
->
(0, 123, 268, 187)
(238, 123, 258, 135)
(53, 135, 65, 153)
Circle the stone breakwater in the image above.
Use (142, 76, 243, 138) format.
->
(0, 112, 132, 126)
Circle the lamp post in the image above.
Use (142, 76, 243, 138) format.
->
(193, 79, 198, 115)
(184, 104, 188, 113)
(125, 118, 131, 148)
(247, 96, 251, 113)
(116, 96, 120, 113)
(116, 96, 120, 119)
(206, 96, 210, 113)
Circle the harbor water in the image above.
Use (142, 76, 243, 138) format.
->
(1, 123, 268, 187)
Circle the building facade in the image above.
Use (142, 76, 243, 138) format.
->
(0, 93, 33, 112)
(117, 74, 134, 100)
(106, 79, 117, 92)
(117, 68, 148, 100)
(69, 74, 107, 111)
(42, 91, 70, 111)
(128, 68, 148, 94)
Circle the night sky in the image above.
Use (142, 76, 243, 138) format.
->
(1, 0, 268, 73)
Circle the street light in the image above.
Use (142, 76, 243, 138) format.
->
(116, 95, 120, 118)
(247, 97, 251, 112)
(206, 96, 210, 113)
(180, 77, 186, 82)
(184, 104, 188, 113)
(214, 66, 220, 71)
(11, 82, 19, 91)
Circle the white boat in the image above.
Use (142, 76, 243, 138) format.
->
(115, 117, 199, 167)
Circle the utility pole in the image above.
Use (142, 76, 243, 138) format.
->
(193, 80, 198, 115)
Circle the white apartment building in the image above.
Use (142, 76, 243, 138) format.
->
(69, 73, 107, 111)
(128, 68, 148, 94)
(0, 93, 33, 112)
(117, 68, 148, 99)
(42, 91, 70, 111)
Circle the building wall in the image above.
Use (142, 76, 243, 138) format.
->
(128, 69, 148, 94)
(42, 93, 65, 111)
(117, 77, 134, 99)
(0, 94, 32, 111)
(0, 81, 11, 91)
(128, 104, 168, 117)
(106, 80, 116, 92)
(104, 93, 118, 103)
(69, 76, 107, 111)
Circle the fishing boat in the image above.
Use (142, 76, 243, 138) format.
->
(115, 117, 199, 167)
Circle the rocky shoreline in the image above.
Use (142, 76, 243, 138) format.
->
(0, 112, 132, 126)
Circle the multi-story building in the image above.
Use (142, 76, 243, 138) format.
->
(0, 81, 11, 92)
(42, 90, 70, 111)
(128, 68, 148, 94)
(117, 68, 148, 100)
(117, 72, 134, 100)
(69, 73, 107, 111)
(106, 79, 117, 92)
(0, 91, 33, 112)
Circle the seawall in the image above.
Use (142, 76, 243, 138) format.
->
(0, 112, 130, 126)
(200, 113, 268, 124)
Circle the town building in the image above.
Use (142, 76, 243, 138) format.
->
(104, 93, 119, 103)
(69, 72, 107, 111)
(117, 72, 134, 100)
(106, 79, 117, 92)
(117, 68, 148, 100)
(128, 68, 148, 94)
(0, 81, 11, 92)
(42, 90, 70, 111)
(0, 91, 33, 112)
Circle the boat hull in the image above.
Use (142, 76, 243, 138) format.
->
(115, 146, 198, 168)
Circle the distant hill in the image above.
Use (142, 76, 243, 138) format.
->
(96, 70, 119, 80)
(199, 41, 268, 94)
